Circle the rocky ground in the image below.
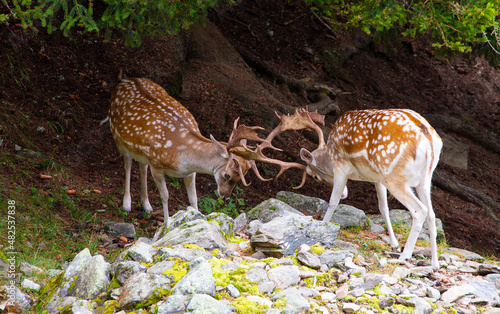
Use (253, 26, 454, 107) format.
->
(3, 193, 500, 313)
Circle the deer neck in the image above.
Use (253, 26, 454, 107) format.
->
(179, 133, 228, 175)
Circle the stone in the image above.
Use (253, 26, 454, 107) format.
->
(409, 266, 434, 277)
(21, 278, 40, 291)
(153, 219, 228, 250)
(104, 222, 136, 239)
(276, 191, 328, 216)
(126, 242, 156, 263)
(153, 206, 204, 242)
(111, 261, 147, 285)
(118, 273, 171, 310)
(185, 293, 235, 314)
(342, 302, 361, 313)
(268, 265, 300, 290)
(325, 204, 369, 228)
(156, 294, 189, 314)
(70, 254, 110, 300)
(207, 212, 235, 236)
(20, 262, 43, 276)
(441, 286, 470, 303)
(275, 287, 311, 313)
(172, 257, 215, 296)
(246, 267, 268, 283)
(156, 245, 214, 262)
(147, 260, 176, 275)
(233, 213, 247, 234)
(297, 251, 322, 269)
(319, 250, 353, 269)
(247, 198, 305, 222)
(226, 284, 240, 298)
(392, 266, 410, 279)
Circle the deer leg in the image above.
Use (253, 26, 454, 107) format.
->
(150, 166, 169, 223)
(375, 182, 399, 250)
(416, 181, 439, 269)
(139, 163, 154, 213)
(387, 183, 428, 263)
(323, 175, 349, 223)
(184, 173, 198, 210)
(122, 156, 133, 213)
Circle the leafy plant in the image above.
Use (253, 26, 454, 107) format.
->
(303, 0, 500, 67)
(198, 190, 245, 218)
(1, 0, 235, 46)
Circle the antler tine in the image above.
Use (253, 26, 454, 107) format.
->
(226, 117, 267, 151)
(259, 109, 326, 151)
(231, 143, 307, 188)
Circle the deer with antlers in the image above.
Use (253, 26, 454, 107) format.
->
(108, 77, 272, 222)
(229, 108, 442, 269)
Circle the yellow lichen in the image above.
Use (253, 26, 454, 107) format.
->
(232, 296, 270, 313)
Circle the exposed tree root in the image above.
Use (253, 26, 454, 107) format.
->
(237, 47, 342, 116)
(433, 171, 500, 223)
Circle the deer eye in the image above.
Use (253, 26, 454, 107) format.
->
(224, 173, 231, 180)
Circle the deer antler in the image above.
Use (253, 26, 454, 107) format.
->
(228, 109, 325, 189)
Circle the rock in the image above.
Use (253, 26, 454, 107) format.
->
(153, 219, 228, 250)
(251, 213, 339, 257)
(444, 247, 485, 262)
(409, 266, 434, 277)
(126, 242, 156, 263)
(297, 251, 322, 269)
(156, 294, 189, 314)
(392, 266, 410, 279)
(427, 287, 441, 300)
(207, 212, 235, 237)
(478, 263, 500, 275)
(441, 133, 469, 170)
(342, 302, 361, 313)
(153, 206, 204, 242)
(20, 262, 43, 276)
(172, 257, 215, 296)
(111, 261, 147, 285)
(118, 272, 171, 310)
(319, 250, 352, 269)
(247, 198, 305, 222)
(274, 287, 311, 313)
(463, 281, 499, 302)
(104, 222, 136, 239)
(45, 297, 94, 314)
(21, 278, 40, 291)
(276, 190, 328, 216)
(246, 267, 268, 283)
(379, 297, 395, 309)
(226, 284, 240, 298)
(324, 204, 369, 228)
(147, 260, 176, 275)
(268, 265, 300, 290)
(185, 293, 235, 314)
(156, 245, 214, 262)
(70, 254, 110, 300)
(441, 286, 470, 303)
(233, 213, 247, 234)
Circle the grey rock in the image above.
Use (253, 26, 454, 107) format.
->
(126, 242, 156, 263)
(324, 204, 369, 228)
(111, 261, 147, 285)
(276, 190, 328, 216)
(463, 281, 499, 302)
(153, 206, 204, 242)
(268, 265, 300, 290)
(153, 219, 228, 250)
(246, 267, 269, 282)
(247, 198, 305, 222)
(409, 266, 434, 277)
(445, 247, 485, 262)
(379, 297, 396, 309)
(233, 213, 247, 234)
(186, 293, 235, 314)
(297, 251, 322, 269)
(156, 294, 189, 314)
(147, 260, 176, 275)
(258, 281, 276, 294)
(319, 250, 353, 269)
(226, 284, 241, 298)
(274, 287, 310, 313)
(21, 278, 40, 291)
(156, 245, 214, 262)
(441, 286, 471, 303)
(104, 222, 136, 239)
(173, 257, 215, 296)
(69, 254, 110, 300)
(479, 263, 500, 275)
(207, 212, 235, 237)
(118, 272, 171, 310)
(20, 262, 43, 276)
(45, 297, 93, 314)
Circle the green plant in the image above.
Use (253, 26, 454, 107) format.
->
(304, 0, 500, 67)
(2, 0, 235, 47)
(198, 191, 245, 218)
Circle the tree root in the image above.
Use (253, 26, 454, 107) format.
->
(433, 171, 500, 223)
(237, 47, 342, 116)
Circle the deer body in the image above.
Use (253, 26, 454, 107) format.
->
(300, 109, 442, 269)
(109, 78, 250, 222)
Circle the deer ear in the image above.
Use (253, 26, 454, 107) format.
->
(300, 148, 315, 166)
(210, 134, 229, 159)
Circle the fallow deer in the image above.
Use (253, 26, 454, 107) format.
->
(230, 109, 443, 269)
(108, 77, 268, 223)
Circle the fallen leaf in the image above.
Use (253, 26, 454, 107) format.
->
(92, 189, 102, 194)
(66, 190, 76, 195)
(39, 174, 52, 179)
(118, 236, 128, 243)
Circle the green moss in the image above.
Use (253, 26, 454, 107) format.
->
(108, 277, 121, 290)
(210, 259, 259, 294)
(273, 296, 287, 309)
(134, 287, 171, 310)
(68, 274, 79, 294)
(232, 296, 269, 313)
(34, 272, 65, 312)
(310, 244, 326, 254)
(357, 295, 382, 312)
(101, 300, 119, 314)
(162, 258, 189, 283)
(183, 243, 204, 250)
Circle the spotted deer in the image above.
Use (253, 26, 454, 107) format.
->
(231, 109, 443, 269)
(108, 77, 268, 222)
